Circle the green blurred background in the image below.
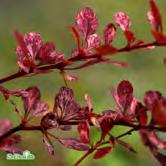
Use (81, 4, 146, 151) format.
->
(0, 0, 166, 165)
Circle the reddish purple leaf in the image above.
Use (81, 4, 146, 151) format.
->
(54, 86, 73, 116)
(140, 129, 166, 166)
(110, 85, 121, 108)
(0, 86, 28, 100)
(59, 138, 89, 151)
(32, 101, 49, 118)
(151, 101, 166, 128)
(15, 31, 43, 72)
(135, 102, 147, 126)
(93, 146, 112, 159)
(38, 42, 64, 65)
(41, 112, 58, 129)
(104, 23, 116, 45)
(14, 30, 29, 57)
(114, 12, 131, 32)
(22, 86, 41, 112)
(102, 110, 123, 123)
(140, 130, 166, 150)
(0, 120, 22, 153)
(17, 60, 33, 73)
(127, 97, 138, 117)
(117, 80, 133, 111)
(87, 34, 101, 49)
(23, 32, 43, 59)
(76, 7, 98, 38)
(68, 25, 81, 50)
(144, 90, 166, 111)
(78, 121, 90, 144)
(54, 87, 86, 122)
(0, 135, 22, 154)
(100, 117, 113, 139)
(16, 31, 43, 59)
(85, 94, 93, 112)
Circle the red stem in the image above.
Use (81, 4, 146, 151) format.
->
(0, 121, 166, 143)
(0, 41, 165, 84)
(0, 71, 26, 84)
(0, 124, 42, 142)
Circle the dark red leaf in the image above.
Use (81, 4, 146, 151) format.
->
(17, 60, 32, 73)
(15, 31, 44, 72)
(124, 30, 135, 46)
(68, 25, 81, 50)
(152, 101, 166, 128)
(0, 135, 22, 154)
(114, 12, 131, 32)
(93, 146, 112, 159)
(100, 117, 113, 139)
(135, 102, 147, 126)
(41, 112, 58, 129)
(102, 110, 123, 123)
(22, 86, 41, 112)
(117, 80, 133, 111)
(104, 23, 116, 45)
(0, 86, 28, 100)
(87, 34, 101, 49)
(78, 121, 90, 144)
(14, 30, 28, 56)
(76, 7, 98, 38)
(144, 90, 166, 111)
(127, 97, 138, 117)
(54, 87, 86, 122)
(140, 130, 166, 150)
(59, 138, 89, 151)
(32, 101, 49, 118)
(38, 42, 64, 65)
(0, 120, 22, 153)
(16, 31, 43, 60)
(85, 94, 93, 112)
(148, 0, 162, 32)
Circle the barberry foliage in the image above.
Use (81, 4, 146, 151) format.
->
(0, 0, 166, 165)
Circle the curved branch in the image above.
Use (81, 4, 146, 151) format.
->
(0, 41, 165, 84)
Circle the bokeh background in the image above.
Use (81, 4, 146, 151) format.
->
(0, 0, 166, 165)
